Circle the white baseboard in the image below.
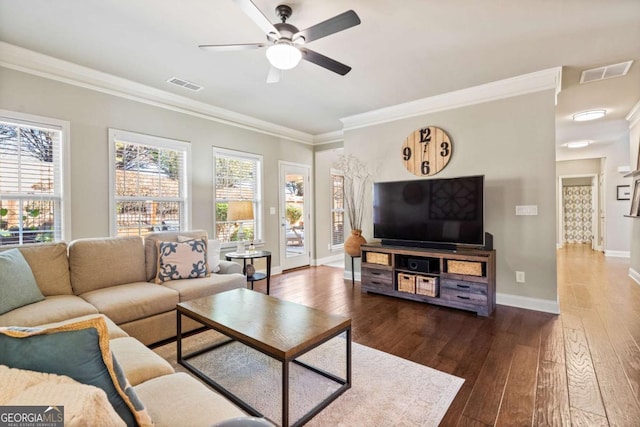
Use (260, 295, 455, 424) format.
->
(313, 254, 344, 266)
(496, 293, 560, 314)
(604, 250, 630, 258)
(270, 266, 283, 276)
(556, 243, 563, 249)
(630, 268, 640, 286)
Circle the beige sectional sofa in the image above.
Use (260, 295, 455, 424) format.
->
(0, 231, 267, 426)
(0, 230, 246, 345)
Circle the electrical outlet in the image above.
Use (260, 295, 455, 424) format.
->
(516, 271, 525, 283)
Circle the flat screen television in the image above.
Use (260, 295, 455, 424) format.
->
(373, 175, 485, 249)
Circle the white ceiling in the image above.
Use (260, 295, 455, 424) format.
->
(1, 0, 639, 147)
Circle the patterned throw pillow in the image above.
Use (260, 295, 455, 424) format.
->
(0, 316, 153, 426)
(155, 238, 209, 283)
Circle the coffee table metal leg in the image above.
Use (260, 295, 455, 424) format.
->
(282, 360, 289, 427)
(347, 326, 352, 386)
(177, 311, 183, 364)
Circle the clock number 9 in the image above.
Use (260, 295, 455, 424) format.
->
(421, 160, 430, 175)
(440, 141, 450, 157)
(403, 146, 412, 161)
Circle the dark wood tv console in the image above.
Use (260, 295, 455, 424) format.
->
(360, 243, 496, 317)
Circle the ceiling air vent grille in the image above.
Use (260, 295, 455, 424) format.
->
(580, 61, 633, 84)
(167, 77, 203, 92)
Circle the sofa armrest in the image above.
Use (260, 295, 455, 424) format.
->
(217, 260, 242, 275)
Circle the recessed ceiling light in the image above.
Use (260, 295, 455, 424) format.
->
(572, 109, 606, 122)
(565, 141, 591, 149)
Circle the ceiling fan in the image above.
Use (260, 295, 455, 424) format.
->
(199, 0, 361, 83)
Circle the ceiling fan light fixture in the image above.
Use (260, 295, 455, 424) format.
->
(572, 109, 606, 122)
(266, 41, 302, 70)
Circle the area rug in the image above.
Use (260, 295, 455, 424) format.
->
(153, 331, 463, 426)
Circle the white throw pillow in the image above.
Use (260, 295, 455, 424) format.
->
(208, 239, 221, 273)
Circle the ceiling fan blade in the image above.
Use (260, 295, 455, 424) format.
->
(232, 0, 280, 37)
(300, 48, 352, 76)
(295, 10, 360, 43)
(266, 66, 281, 84)
(199, 43, 266, 51)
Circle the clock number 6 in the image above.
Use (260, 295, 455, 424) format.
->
(421, 160, 430, 175)
(440, 141, 450, 157)
(403, 146, 412, 161)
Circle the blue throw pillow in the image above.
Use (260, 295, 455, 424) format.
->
(0, 317, 152, 427)
(0, 248, 45, 315)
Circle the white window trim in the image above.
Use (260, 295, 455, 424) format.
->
(212, 147, 263, 249)
(108, 128, 191, 236)
(330, 168, 345, 251)
(0, 109, 71, 242)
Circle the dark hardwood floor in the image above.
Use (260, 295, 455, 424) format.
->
(256, 245, 640, 426)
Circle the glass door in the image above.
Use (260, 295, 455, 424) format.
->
(279, 162, 310, 270)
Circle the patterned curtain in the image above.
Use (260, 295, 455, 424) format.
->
(563, 185, 593, 244)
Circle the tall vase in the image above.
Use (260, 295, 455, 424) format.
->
(345, 229, 366, 257)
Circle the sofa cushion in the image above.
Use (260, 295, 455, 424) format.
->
(0, 365, 126, 427)
(144, 230, 208, 282)
(134, 372, 246, 427)
(0, 295, 98, 327)
(0, 248, 45, 314)
(80, 282, 179, 325)
(161, 275, 247, 302)
(0, 316, 152, 426)
(69, 236, 146, 295)
(37, 314, 129, 340)
(155, 238, 209, 283)
(208, 239, 222, 273)
(110, 337, 174, 386)
(18, 242, 73, 295)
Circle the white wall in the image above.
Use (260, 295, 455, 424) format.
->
(629, 106, 640, 282)
(0, 66, 314, 268)
(313, 144, 344, 264)
(557, 136, 632, 255)
(344, 90, 558, 306)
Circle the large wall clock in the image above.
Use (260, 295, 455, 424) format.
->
(401, 126, 453, 176)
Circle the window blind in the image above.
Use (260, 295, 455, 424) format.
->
(0, 119, 63, 245)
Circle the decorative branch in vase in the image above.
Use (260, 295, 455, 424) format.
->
(334, 153, 373, 256)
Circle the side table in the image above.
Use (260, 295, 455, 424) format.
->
(225, 250, 272, 295)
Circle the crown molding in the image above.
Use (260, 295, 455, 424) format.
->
(340, 67, 563, 132)
(313, 129, 344, 145)
(0, 42, 314, 144)
(626, 98, 640, 129)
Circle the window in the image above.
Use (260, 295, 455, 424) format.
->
(330, 170, 345, 249)
(213, 148, 262, 247)
(0, 112, 69, 245)
(109, 129, 190, 237)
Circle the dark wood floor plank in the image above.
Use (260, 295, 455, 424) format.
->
(564, 327, 607, 417)
(539, 315, 565, 364)
(495, 344, 538, 426)
(533, 360, 571, 426)
(570, 407, 609, 427)
(580, 306, 640, 425)
(460, 332, 517, 425)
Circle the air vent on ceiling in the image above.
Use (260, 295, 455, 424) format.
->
(167, 77, 203, 92)
(580, 61, 633, 84)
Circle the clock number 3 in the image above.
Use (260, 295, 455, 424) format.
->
(440, 141, 450, 157)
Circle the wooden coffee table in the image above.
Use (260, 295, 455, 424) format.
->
(176, 288, 352, 427)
